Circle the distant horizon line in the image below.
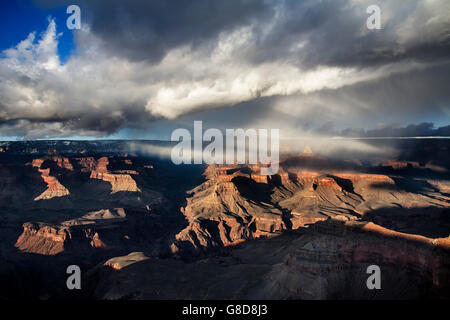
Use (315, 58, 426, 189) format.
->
(1, 136, 450, 142)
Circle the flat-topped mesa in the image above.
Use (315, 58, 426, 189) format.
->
(14, 222, 97, 255)
(337, 173, 395, 184)
(95, 156, 109, 172)
(90, 171, 141, 193)
(284, 171, 336, 190)
(218, 171, 251, 183)
(209, 163, 397, 191)
(61, 208, 127, 227)
(293, 171, 395, 189)
(250, 174, 269, 184)
(208, 165, 278, 184)
(30, 159, 70, 201)
(313, 176, 341, 189)
(312, 218, 450, 248)
(113, 170, 139, 175)
(104, 252, 150, 271)
(34, 172, 70, 201)
(30, 155, 74, 171)
(381, 160, 422, 169)
(76, 157, 99, 172)
(15, 222, 70, 255)
(75, 156, 141, 193)
(173, 172, 287, 255)
(50, 155, 74, 171)
(207, 165, 237, 176)
(208, 162, 280, 178)
(31, 158, 45, 168)
(15, 209, 129, 255)
(77, 156, 109, 173)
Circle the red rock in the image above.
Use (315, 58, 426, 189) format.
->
(30, 158, 70, 201)
(76, 156, 140, 193)
(15, 223, 69, 255)
(51, 156, 74, 171)
(90, 171, 140, 193)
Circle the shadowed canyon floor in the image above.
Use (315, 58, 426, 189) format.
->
(0, 140, 449, 299)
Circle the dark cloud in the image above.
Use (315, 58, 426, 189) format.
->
(0, 0, 448, 138)
(364, 123, 450, 137)
(37, 0, 450, 67)
(38, 0, 273, 63)
(319, 123, 450, 138)
(283, 1, 450, 68)
(88, 0, 450, 68)
(299, 120, 450, 138)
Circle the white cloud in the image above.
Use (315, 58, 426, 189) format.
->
(0, 0, 449, 138)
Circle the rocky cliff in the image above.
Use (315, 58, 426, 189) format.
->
(89, 171, 141, 193)
(77, 156, 141, 193)
(31, 159, 70, 201)
(15, 222, 70, 255)
(92, 218, 450, 300)
(15, 208, 128, 255)
(14, 218, 119, 256)
(257, 219, 450, 299)
(1, 142, 448, 300)
(171, 164, 449, 257)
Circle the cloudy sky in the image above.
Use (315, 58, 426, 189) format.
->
(0, 0, 449, 140)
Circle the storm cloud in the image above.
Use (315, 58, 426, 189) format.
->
(0, 0, 449, 138)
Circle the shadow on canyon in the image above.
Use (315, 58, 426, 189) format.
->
(362, 206, 450, 238)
